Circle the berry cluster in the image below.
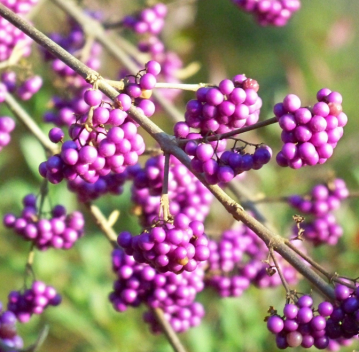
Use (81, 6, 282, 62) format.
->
(122, 3, 167, 35)
(3, 194, 85, 250)
(45, 23, 101, 87)
(276, 89, 347, 169)
(7, 281, 61, 323)
(136, 37, 183, 103)
(176, 75, 262, 137)
(187, 141, 272, 185)
(119, 6, 183, 104)
(0, 0, 43, 100)
(327, 337, 356, 351)
(44, 88, 99, 127)
(267, 285, 359, 349)
(67, 170, 128, 202)
(143, 301, 205, 335)
(121, 59, 161, 118)
(0, 116, 15, 152)
(109, 248, 205, 333)
(118, 214, 210, 273)
(43, 18, 102, 127)
(289, 179, 349, 245)
(1, 73, 42, 101)
(0, 0, 37, 61)
(130, 156, 213, 226)
(232, 0, 301, 27)
(39, 89, 146, 184)
(205, 222, 300, 297)
(0, 304, 23, 351)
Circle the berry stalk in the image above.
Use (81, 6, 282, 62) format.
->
(269, 247, 291, 296)
(176, 117, 278, 146)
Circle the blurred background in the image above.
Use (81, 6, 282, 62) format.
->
(1, 0, 359, 351)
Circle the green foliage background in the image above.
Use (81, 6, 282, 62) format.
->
(1, 0, 359, 351)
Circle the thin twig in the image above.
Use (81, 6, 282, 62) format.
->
(115, 36, 150, 63)
(154, 82, 211, 91)
(24, 243, 36, 289)
(177, 117, 278, 146)
(143, 147, 163, 156)
(348, 191, 359, 199)
(152, 308, 188, 352)
(4, 93, 59, 154)
(38, 179, 49, 217)
(269, 247, 291, 296)
(26, 244, 35, 266)
(253, 195, 290, 204)
(107, 210, 120, 228)
(162, 153, 170, 196)
(285, 240, 356, 290)
(23, 325, 49, 352)
(254, 191, 359, 203)
(85, 203, 119, 249)
(227, 182, 270, 228)
(0, 325, 49, 352)
(102, 19, 124, 30)
(159, 153, 172, 222)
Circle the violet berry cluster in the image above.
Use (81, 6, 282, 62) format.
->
(205, 222, 300, 297)
(8, 281, 61, 323)
(0, 0, 43, 100)
(44, 87, 102, 127)
(267, 295, 330, 349)
(0, 303, 23, 351)
(176, 75, 262, 137)
(121, 59, 161, 118)
(0, 116, 15, 152)
(1, 73, 42, 101)
(232, 0, 301, 27)
(109, 248, 205, 334)
(118, 214, 210, 274)
(136, 38, 183, 103)
(276, 88, 347, 169)
(130, 156, 213, 226)
(122, 3, 167, 35)
(0, 0, 38, 61)
(3, 194, 85, 250)
(40, 88, 146, 184)
(119, 6, 183, 104)
(44, 20, 101, 88)
(43, 19, 102, 127)
(186, 139, 272, 185)
(67, 170, 128, 202)
(289, 179, 349, 245)
(267, 285, 359, 349)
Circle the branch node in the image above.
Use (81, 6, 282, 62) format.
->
(292, 214, 305, 241)
(86, 71, 102, 88)
(233, 201, 244, 212)
(329, 272, 339, 284)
